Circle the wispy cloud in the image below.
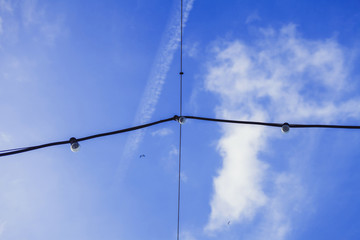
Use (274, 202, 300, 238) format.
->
(181, 230, 197, 240)
(0, 132, 11, 144)
(184, 41, 199, 58)
(0, 17, 3, 34)
(0, 0, 12, 13)
(251, 173, 306, 240)
(0, 0, 12, 37)
(28, 1, 66, 45)
(0, 220, 6, 237)
(0, 0, 66, 46)
(151, 127, 174, 137)
(245, 11, 261, 24)
(169, 145, 179, 158)
(16, 0, 66, 45)
(117, 0, 194, 179)
(204, 24, 360, 238)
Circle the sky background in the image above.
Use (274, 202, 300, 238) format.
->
(0, 0, 360, 239)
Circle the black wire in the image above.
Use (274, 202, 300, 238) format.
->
(0, 116, 176, 157)
(1, 115, 359, 158)
(184, 116, 360, 129)
(0, 140, 70, 157)
(0, 147, 28, 153)
(289, 123, 360, 129)
(78, 117, 175, 141)
(184, 116, 282, 127)
(177, 124, 182, 240)
(177, 1, 183, 240)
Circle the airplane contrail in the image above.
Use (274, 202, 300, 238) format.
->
(115, 0, 194, 181)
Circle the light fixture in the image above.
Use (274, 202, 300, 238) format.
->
(178, 116, 186, 124)
(281, 123, 290, 133)
(69, 137, 80, 152)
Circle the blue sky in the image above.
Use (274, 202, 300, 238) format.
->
(0, 0, 360, 239)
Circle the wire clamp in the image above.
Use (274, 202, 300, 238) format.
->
(69, 137, 80, 152)
(281, 123, 290, 133)
(178, 116, 186, 124)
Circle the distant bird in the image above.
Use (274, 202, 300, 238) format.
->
(227, 221, 231, 225)
(139, 154, 146, 158)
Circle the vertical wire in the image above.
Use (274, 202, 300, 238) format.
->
(177, 0, 183, 239)
(180, 3, 183, 116)
(177, 125, 182, 240)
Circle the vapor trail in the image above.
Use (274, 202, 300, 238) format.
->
(115, 0, 194, 180)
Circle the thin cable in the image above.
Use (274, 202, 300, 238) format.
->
(179, 1, 183, 117)
(185, 116, 282, 127)
(177, 124, 182, 240)
(1, 115, 359, 158)
(0, 116, 176, 157)
(78, 117, 174, 141)
(288, 123, 360, 129)
(0, 147, 28, 153)
(177, 0, 183, 240)
(184, 116, 360, 129)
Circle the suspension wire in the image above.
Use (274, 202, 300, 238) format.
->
(177, 0, 184, 240)
(177, 124, 182, 240)
(184, 116, 360, 129)
(0, 147, 29, 153)
(1, 115, 359, 158)
(0, 116, 176, 157)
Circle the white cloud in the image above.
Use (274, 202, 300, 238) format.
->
(0, 0, 66, 46)
(0, 133, 11, 143)
(180, 171, 188, 183)
(205, 124, 269, 232)
(0, 0, 13, 39)
(0, 0, 12, 13)
(169, 145, 179, 156)
(0, 220, 6, 236)
(39, 15, 67, 46)
(184, 41, 199, 58)
(181, 230, 197, 240)
(246, 11, 261, 24)
(0, 17, 3, 34)
(204, 24, 359, 237)
(151, 128, 173, 137)
(158, 145, 179, 175)
(21, 0, 38, 26)
(251, 173, 306, 240)
(0, 56, 38, 82)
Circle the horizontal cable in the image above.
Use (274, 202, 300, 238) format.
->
(1, 115, 360, 158)
(0, 147, 29, 153)
(288, 123, 360, 129)
(77, 117, 175, 141)
(184, 116, 281, 127)
(0, 116, 176, 157)
(184, 116, 360, 129)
